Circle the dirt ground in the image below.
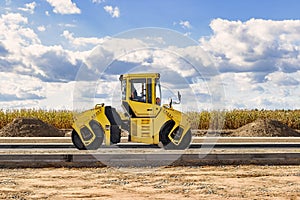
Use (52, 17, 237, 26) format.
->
(0, 165, 299, 200)
(0, 118, 64, 137)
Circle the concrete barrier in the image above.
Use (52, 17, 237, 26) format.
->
(1, 137, 300, 144)
(0, 152, 299, 168)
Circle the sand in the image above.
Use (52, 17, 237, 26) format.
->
(0, 165, 299, 199)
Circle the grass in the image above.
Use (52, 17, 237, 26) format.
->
(0, 109, 299, 130)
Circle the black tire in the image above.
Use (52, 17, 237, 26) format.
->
(160, 122, 192, 150)
(71, 129, 86, 150)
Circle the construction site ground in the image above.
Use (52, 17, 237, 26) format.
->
(0, 165, 299, 199)
(0, 118, 299, 199)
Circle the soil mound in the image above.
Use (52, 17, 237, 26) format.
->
(232, 118, 300, 137)
(0, 118, 64, 137)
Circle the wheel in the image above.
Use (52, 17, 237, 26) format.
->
(165, 128, 191, 150)
(176, 129, 192, 150)
(159, 120, 175, 147)
(160, 121, 191, 150)
(87, 120, 105, 150)
(71, 129, 86, 150)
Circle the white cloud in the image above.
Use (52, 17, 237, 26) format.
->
(58, 23, 77, 28)
(217, 70, 300, 110)
(0, 72, 77, 110)
(266, 71, 299, 86)
(197, 18, 300, 109)
(0, 13, 41, 52)
(39, 81, 75, 110)
(200, 18, 300, 75)
(0, 13, 83, 82)
(18, 2, 36, 14)
(46, 0, 81, 15)
(0, 72, 45, 103)
(62, 30, 106, 48)
(179, 20, 192, 29)
(103, 5, 120, 18)
(1, 15, 300, 110)
(45, 11, 50, 16)
(92, 0, 105, 4)
(37, 25, 46, 32)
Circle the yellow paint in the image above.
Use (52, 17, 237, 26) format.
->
(72, 73, 191, 148)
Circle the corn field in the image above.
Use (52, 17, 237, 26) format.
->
(0, 109, 73, 129)
(0, 109, 299, 130)
(188, 109, 300, 130)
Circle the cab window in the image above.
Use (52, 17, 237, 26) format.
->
(121, 80, 126, 100)
(155, 79, 161, 106)
(130, 78, 152, 104)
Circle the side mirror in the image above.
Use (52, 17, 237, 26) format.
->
(173, 91, 181, 105)
(177, 91, 181, 103)
(168, 98, 173, 108)
(166, 91, 181, 108)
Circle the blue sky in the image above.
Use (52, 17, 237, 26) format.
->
(0, 0, 300, 110)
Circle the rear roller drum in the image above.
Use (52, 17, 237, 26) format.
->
(71, 129, 86, 150)
(160, 121, 191, 150)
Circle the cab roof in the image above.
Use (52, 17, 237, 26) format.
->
(119, 73, 160, 81)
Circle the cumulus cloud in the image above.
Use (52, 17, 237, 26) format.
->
(103, 5, 120, 18)
(217, 70, 300, 109)
(200, 18, 300, 77)
(266, 71, 299, 86)
(62, 30, 106, 48)
(39, 81, 76, 110)
(92, 0, 105, 4)
(0, 72, 45, 102)
(46, 0, 81, 14)
(179, 20, 192, 29)
(0, 72, 77, 110)
(37, 25, 46, 32)
(0, 13, 83, 82)
(1, 14, 300, 110)
(18, 1, 36, 14)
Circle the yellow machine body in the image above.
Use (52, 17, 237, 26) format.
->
(72, 104, 111, 146)
(72, 73, 191, 150)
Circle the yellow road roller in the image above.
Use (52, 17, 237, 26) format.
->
(71, 73, 191, 150)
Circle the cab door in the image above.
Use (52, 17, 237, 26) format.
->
(127, 78, 160, 117)
(123, 77, 161, 144)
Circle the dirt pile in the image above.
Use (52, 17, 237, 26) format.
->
(0, 118, 64, 137)
(232, 118, 300, 137)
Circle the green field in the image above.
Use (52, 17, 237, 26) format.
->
(0, 109, 299, 130)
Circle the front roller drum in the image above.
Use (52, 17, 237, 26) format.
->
(160, 120, 192, 150)
(72, 120, 105, 150)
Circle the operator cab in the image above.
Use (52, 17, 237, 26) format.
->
(120, 73, 162, 118)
